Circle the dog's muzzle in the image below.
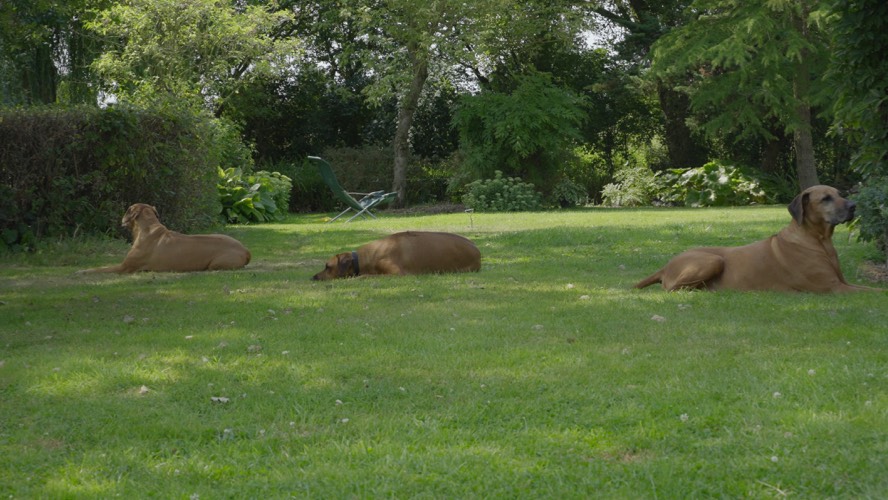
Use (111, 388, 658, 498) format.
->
(844, 200, 857, 222)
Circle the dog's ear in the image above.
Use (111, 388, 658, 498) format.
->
(336, 253, 354, 277)
(788, 191, 808, 225)
(149, 205, 159, 220)
(121, 205, 140, 226)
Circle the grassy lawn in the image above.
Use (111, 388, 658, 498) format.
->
(1, 206, 886, 498)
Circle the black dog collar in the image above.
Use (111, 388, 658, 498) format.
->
(351, 251, 360, 276)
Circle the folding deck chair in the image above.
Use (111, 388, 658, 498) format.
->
(308, 156, 398, 222)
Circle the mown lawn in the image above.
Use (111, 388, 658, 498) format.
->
(1, 206, 886, 498)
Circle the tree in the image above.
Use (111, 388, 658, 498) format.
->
(827, 0, 888, 259)
(356, 0, 479, 207)
(87, 0, 296, 111)
(355, 0, 592, 206)
(454, 72, 586, 188)
(587, 0, 709, 169)
(0, 0, 108, 105)
(827, 0, 888, 179)
(651, 0, 831, 189)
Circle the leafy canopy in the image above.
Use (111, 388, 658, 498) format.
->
(651, 0, 831, 142)
(455, 72, 585, 180)
(88, 0, 297, 108)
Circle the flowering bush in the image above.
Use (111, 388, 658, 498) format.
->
(462, 171, 542, 212)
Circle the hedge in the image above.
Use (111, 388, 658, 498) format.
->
(0, 105, 246, 250)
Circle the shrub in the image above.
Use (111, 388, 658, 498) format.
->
(453, 72, 585, 189)
(552, 147, 610, 203)
(0, 104, 251, 250)
(657, 161, 771, 207)
(551, 178, 589, 208)
(854, 178, 888, 264)
(600, 165, 660, 207)
(462, 171, 542, 212)
(272, 159, 334, 213)
(218, 168, 292, 223)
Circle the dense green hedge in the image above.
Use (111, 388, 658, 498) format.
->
(0, 105, 248, 250)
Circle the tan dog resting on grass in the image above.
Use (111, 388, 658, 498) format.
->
(312, 231, 481, 280)
(77, 203, 251, 274)
(634, 185, 878, 292)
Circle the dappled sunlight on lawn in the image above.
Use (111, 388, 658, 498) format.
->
(2, 206, 886, 498)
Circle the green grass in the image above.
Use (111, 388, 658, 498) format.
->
(1, 206, 886, 498)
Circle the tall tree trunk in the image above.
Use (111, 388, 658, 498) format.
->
(392, 46, 429, 208)
(760, 125, 786, 174)
(792, 104, 819, 189)
(24, 44, 57, 104)
(656, 80, 707, 169)
(791, 6, 819, 190)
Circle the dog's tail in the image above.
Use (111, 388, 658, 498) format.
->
(634, 270, 662, 289)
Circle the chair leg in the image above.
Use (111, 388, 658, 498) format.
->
(346, 208, 375, 222)
(329, 207, 353, 222)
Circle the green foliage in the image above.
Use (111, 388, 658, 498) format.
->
(0, 105, 249, 250)
(218, 168, 292, 224)
(827, 0, 888, 260)
(650, 0, 831, 151)
(658, 161, 771, 207)
(600, 165, 660, 207)
(87, 0, 296, 109)
(454, 72, 585, 185)
(558, 147, 610, 205)
(827, 0, 888, 180)
(853, 178, 888, 263)
(551, 178, 589, 208)
(462, 171, 542, 212)
(0, 0, 105, 105)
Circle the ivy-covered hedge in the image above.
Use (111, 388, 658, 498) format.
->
(0, 105, 249, 250)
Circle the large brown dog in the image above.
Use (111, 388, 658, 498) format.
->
(635, 185, 877, 292)
(312, 231, 481, 280)
(78, 203, 251, 274)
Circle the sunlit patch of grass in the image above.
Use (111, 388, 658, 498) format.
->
(1, 205, 886, 497)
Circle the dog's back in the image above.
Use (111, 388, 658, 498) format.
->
(373, 231, 481, 274)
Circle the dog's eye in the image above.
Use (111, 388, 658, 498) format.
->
(822, 195, 833, 202)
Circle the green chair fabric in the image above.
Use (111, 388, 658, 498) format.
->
(308, 156, 397, 222)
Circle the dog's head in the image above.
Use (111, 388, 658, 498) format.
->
(121, 203, 160, 229)
(788, 185, 856, 230)
(311, 252, 358, 281)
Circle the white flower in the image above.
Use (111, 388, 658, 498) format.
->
(680, 413, 689, 422)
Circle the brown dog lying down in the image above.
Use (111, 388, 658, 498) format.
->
(312, 231, 481, 280)
(77, 203, 251, 274)
(635, 185, 878, 292)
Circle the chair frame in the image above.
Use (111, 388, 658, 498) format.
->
(308, 156, 398, 222)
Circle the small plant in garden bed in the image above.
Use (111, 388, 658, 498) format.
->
(658, 160, 771, 207)
(218, 167, 293, 223)
(462, 170, 542, 211)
